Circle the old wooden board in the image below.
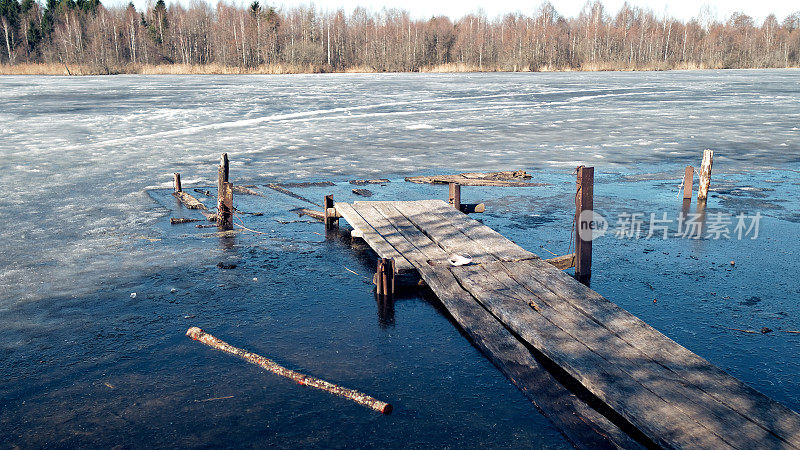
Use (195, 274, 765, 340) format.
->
(334, 202, 414, 273)
(344, 201, 640, 448)
(333, 200, 800, 449)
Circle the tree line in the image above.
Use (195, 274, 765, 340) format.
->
(1, 0, 799, 72)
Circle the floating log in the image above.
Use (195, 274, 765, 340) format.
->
(277, 181, 335, 188)
(173, 191, 207, 210)
(173, 173, 182, 192)
(295, 208, 325, 221)
(459, 203, 485, 214)
(193, 188, 212, 197)
(233, 185, 262, 196)
(186, 327, 392, 414)
(682, 166, 694, 200)
(170, 217, 200, 225)
(406, 170, 546, 187)
(266, 183, 319, 206)
(352, 188, 373, 197)
(448, 183, 461, 210)
(698, 149, 714, 201)
(546, 253, 576, 270)
(350, 179, 389, 185)
(575, 166, 593, 283)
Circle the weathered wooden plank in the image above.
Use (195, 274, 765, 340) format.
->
(351, 203, 448, 268)
(486, 261, 786, 449)
(516, 257, 800, 448)
(392, 200, 536, 263)
(421, 264, 641, 449)
(365, 202, 641, 448)
(334, 202, 414, 273)
(450, 263, 735, 449)
(336, 199, 800, 449)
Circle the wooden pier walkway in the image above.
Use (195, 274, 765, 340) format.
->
(334, 199, 800, 449)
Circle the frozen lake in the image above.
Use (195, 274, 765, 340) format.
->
(1, 70, 799, 447)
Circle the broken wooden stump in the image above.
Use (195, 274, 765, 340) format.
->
(173, 173, 182, 192)
(575, 166, 593, 283)
(448, 183, 461, 210)
(698, 149, 714, 201)
(217, 153, 233, 230)
(375, 258, 395, 297)
(324, 195, 338, 230)
(682, 166, 694, 200)
(186, 327, 392, 414)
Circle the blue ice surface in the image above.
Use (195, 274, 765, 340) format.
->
(0, 70, 798, 447)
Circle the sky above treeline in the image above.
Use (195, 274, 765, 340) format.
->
(116, 0, 799, 23)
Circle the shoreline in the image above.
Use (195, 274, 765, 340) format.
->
(2, 62, 799, 76)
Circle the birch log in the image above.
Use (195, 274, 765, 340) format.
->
(186, 327, 392, 414)
(698, 150, 714, 201)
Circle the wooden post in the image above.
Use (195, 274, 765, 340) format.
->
(375, 258, 395, 297)
(323, 195, 338, 229)
(220, 153, 229, 184)
(217, 154, 232, 230)
(698, 149, 713, 201)
(575, 166, 593, 283)
(449, 182, 461, 210)
(682, 166, 693, 200)
(173, 173, 182, 192)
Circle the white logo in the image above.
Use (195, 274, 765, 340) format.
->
(578, 210, 608, 241)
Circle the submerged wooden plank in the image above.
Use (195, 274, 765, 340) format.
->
(334, 202, 414, 273)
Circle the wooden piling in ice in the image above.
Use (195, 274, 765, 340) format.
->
(217, 153, 233, 230)
(173, 173, 182, 193)
(698, 149, 714, 201)
(448, 183, 461, 210)
(324, 195, 338, 229)
(683, 165, 694, 200)
(575, 166, 593, 283)
(375, 258, 395, 297)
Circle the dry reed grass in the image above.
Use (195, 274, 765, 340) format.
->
(2, 62, 797, 76)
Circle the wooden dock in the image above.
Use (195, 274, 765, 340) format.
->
(334, 199, 800, 449)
